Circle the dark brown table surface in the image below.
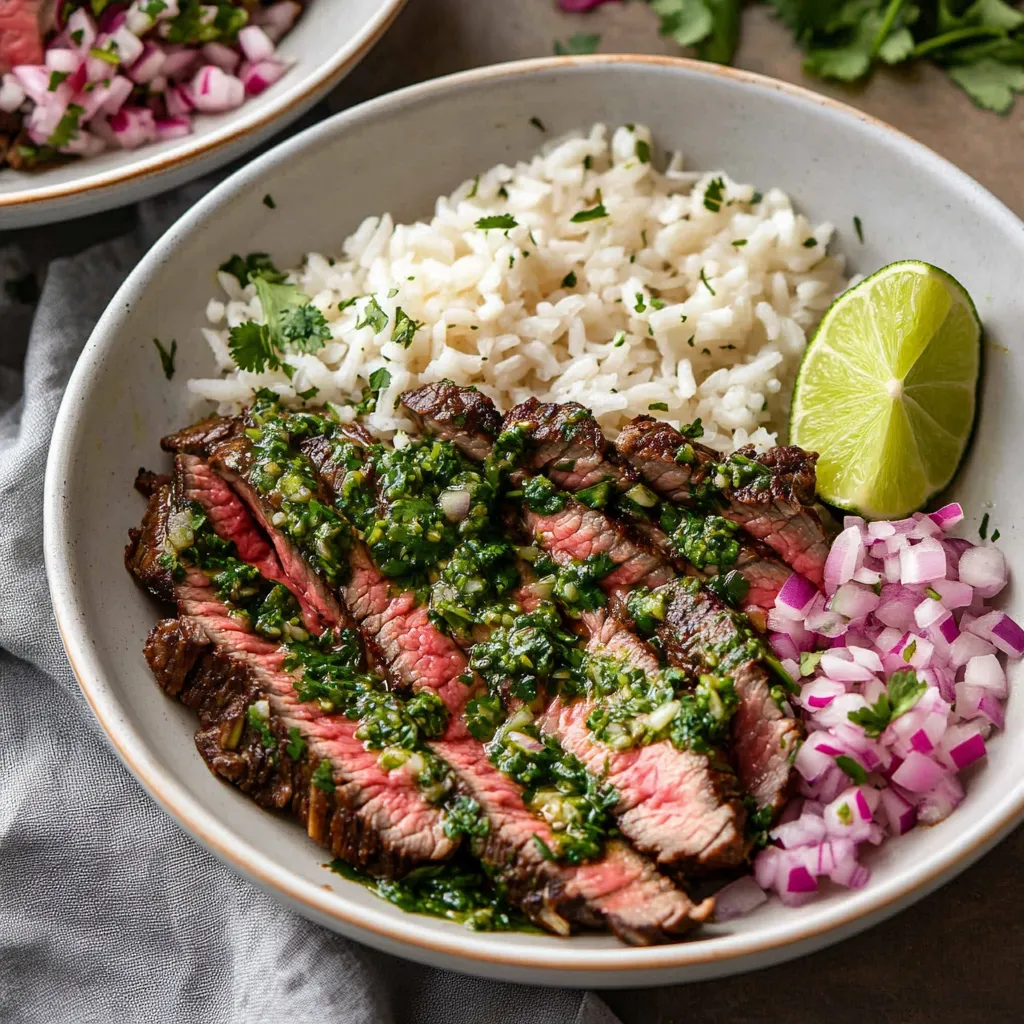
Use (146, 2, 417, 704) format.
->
(334, 2, 1024, 1020)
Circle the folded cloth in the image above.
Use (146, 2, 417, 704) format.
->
(0, 187, 623, 1024)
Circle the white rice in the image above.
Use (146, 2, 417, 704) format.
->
(188, 123, 848, 451)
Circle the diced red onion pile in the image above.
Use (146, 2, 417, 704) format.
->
(0, 1, 299, 158)
(716, 503, 1019, 920)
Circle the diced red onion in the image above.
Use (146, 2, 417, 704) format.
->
(190, 65, 245, 112)
(13, 65, 52, 104)
(439, 488, 472, 521)
(770, 814, 827, 849)
(968, 610, 1024, 657)
(108, 105, 156, 148)
(824, 526, 864, 591)
(713, 876, 768, 922)
(0, 75, 25, 112)
(900, 538, 947, 584)
(949, 630, 996, 667)
(916, 774, 964, 825)
(776, 572, 819, 616)
(929, 578, 974, 609)
(828, 582, 881, 622)
(941, 726, 987, 770)
(162, 47, 199, 80)
(965, 653, 1007, 697)
(201, 42, 240, 73)
(99, 74, 133, 116)
(800, 677, 846, 711)
(238, 25, 276, 64)
(786, 863, 818, 894)
(914, 597, 950, 631)
(928, 502, 965, 531)
(66, 9, 98, 51)
(977, 693, 1006, 730)
(819, 650, 875, 682)
(109, 25, 145, 66)
(127, 41, 166, 84)
(154, 115, 191, 140)
(239, 58, 288, 96)
(958, 546, 1007, 598)
(878, 787, 916, 834)
(45, 47, 80, 73)
(252, 0, 301, 42)
(164, 83, 194, 116)
(891, 751, 946, 792)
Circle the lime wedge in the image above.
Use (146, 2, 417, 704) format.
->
(790, 260, 981, 519)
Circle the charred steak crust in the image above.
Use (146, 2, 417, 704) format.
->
(161, 414, 242, 456)
(615, 416, 831, 585)
(125, 482, 175, 602)
(400, 381, 502, 461)
(129, 460, 457, 878)
(502, 397, 638, 494)
(144, 617, 452, 877)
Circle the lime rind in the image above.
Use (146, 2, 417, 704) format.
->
(789, 260, 981, 519)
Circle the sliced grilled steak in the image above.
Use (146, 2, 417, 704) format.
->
(525, 499, 675, 599)
(438, 735, 710, 942)
(302, 437, 711, 942)
(403, 384, 789, 623)
(127, 482, 455, 876)
(161, 413, 241, 456)
(162, 420, 349, 634)
(176, 454, 328, 634)
(525, 492, 802, 819)
(616, 416, 831, 586)
(0, 0, 50, 75)
(401, 380, 502, 460)
(654, 578, 804, 816)
(538, 612, 748, 872)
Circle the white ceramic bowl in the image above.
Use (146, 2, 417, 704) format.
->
(0, 0, 405, 228)
(44, 56, 1024, 987)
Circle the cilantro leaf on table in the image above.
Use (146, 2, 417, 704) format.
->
(567, 0, 1024, 113)
(947, 57, 1024, 111)
(553, 32, 601, 54)
(649, 0, 742, 63)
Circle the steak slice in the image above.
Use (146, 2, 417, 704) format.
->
(128, 482, 455, 876)
(538, 612, 748, 872)
(175, 454, 330, 635)
(616, 416, 831, 586)
(162, 420, 350, 635)
(400, 380, 502, 461)
(302, 439, 711, 943)
(654, 578, 804, 816)
(0, 0, 50, 75)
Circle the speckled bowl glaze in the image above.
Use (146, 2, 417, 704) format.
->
(45, 56, 1024, 987)
(0, 0, 405, 228)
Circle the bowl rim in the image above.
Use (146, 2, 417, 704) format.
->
(44, 52, 1024, 975)
(0, 0, 407, 211)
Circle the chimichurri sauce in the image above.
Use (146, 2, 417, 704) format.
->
(166, 500, 454, 799)
(329, 858, 537, 932)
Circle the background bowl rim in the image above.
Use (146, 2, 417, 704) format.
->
(43, 53, 1024, 978)
(0, 0, 407, 211)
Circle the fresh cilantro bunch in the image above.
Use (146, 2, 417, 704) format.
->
(766, 0, 1024, 112)
(564, 0, 1024, 113)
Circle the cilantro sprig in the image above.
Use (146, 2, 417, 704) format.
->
(847, 669, 927, 738)
(227, 277, 329, 376)
(619, 1, 1024, 113)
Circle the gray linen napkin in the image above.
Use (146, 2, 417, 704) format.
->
(0, 190, 624, 1024)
